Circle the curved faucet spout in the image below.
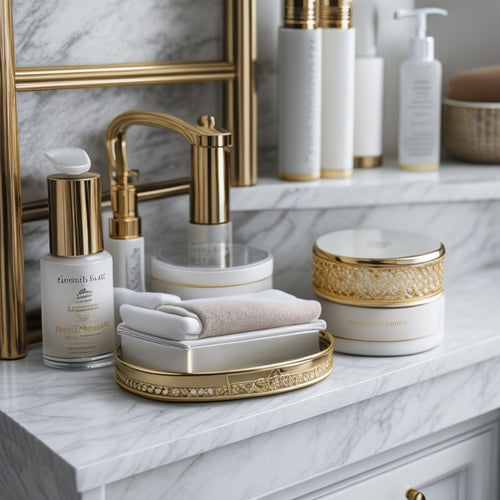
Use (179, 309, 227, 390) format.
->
(105, 111, 232, 239)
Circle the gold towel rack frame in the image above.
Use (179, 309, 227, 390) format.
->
(0, 0, 257, 359)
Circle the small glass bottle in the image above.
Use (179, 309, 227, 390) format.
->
(40, 148, 115, 369)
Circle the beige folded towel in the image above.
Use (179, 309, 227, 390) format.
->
(120, 289, 321, 340)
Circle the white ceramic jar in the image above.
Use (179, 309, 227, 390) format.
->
(312, 229, 445, 356)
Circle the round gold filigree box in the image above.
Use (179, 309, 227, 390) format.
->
(114, 331, 334, 402)
(312, 229, 445, 356)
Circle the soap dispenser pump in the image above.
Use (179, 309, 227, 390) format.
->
(40, 148, 115, 369)
(394, 7, 448, 171)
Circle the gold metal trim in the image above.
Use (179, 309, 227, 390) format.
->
(114, 331, 334, 402)
(0, 0, 26, 359)
(406, 488, 426, 500)
(313, 242, 445, 266)
(152, 275, 272, 289)
(0, 0, 258, 359)
(283, 0, 320, 30)
(398, 163, 439, 171)
(278, 172, 320, 181)
(321, 168, 353, 179)
(319, 0, 352, 29)
(354, 155, 382, 168)
(312, 251, 445, 307)
(15, 61, 236, 91)
(326, 328, 439, 343)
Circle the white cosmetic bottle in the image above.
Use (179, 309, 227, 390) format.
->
(40, 148, 115, 369)
(394, 8, 448, 171)
(320, 0, 356, 178)
(278, 0, 322, 181)
(353, 0, 384, 168)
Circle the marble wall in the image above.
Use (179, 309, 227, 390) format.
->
(13, 0, 500, 313)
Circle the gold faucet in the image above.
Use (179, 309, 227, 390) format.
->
(105, 111, 232, 240)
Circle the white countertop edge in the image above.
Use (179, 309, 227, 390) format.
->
(1, 267, 499, 492)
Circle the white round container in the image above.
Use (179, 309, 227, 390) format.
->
(151, 243, 273, 299)
(312, 229, 445, 356)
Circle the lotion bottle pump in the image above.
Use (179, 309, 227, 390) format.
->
(277, 0, 322, 181)
(40, 148, 115, 369)
(394, 7, 448, 171)
(319, 0, 356, 178)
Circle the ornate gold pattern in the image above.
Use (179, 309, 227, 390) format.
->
(312, 253, 444, 307)
(114, 332, 334, 402)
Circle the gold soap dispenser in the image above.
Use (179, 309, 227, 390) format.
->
(105, 111, 274, 299)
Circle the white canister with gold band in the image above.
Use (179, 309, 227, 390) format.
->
(312, 229, 445, 355)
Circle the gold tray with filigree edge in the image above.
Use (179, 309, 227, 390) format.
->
(114, 331, 334, 402)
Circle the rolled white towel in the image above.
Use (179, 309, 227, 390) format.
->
(119, 289, 322, 341)
(114, 288, 181, 327)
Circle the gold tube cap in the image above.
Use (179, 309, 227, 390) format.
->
(284, 0, 319, 29)
(47, 173, 103, 256)
(319, 0, 352, 29)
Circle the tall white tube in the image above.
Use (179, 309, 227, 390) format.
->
(353, 0, 384, 168)
(320, 0, 355, 179)
(277, 0, 322, 181)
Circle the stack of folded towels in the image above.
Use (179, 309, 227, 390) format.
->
(114, 288, 326, 372)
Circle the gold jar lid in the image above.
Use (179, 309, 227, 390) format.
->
(312, 229, 445, 307)
(48, 173, 103, 256)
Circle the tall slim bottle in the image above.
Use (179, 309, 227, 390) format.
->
(320, 0, 355, 178)
(278, 0, 322, 181)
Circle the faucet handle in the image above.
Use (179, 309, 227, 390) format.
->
(197, 114, 217, 130)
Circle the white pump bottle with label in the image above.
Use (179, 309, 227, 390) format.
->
(394, 7, 448, 171)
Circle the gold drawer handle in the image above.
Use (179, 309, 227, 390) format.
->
(406, 488, 426, 500)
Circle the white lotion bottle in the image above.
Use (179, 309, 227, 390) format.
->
(277, 0, 322, 181)
(41, 148, 115, 369)
(320, 0, 356, 178)
(394, 7, 448, 171)
(353, 0, 384, 168)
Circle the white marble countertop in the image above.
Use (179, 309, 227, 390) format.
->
(1, 265, 499, 494)
(231, 161, 500, 211)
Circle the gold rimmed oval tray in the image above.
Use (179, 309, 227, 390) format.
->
(114, 331, 334, 402)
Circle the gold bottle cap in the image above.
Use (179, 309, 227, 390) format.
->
(319, 0, 352, 29)
(47, 173, 104, 256)
(284, 0, 319, 29)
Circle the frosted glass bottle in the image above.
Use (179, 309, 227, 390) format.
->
(41, 252, 115, 369)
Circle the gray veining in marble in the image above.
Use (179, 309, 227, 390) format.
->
(2, 264, 500, 497)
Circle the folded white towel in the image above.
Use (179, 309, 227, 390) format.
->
(114, 287, 181, 327)
(119, 289, 322, 341)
